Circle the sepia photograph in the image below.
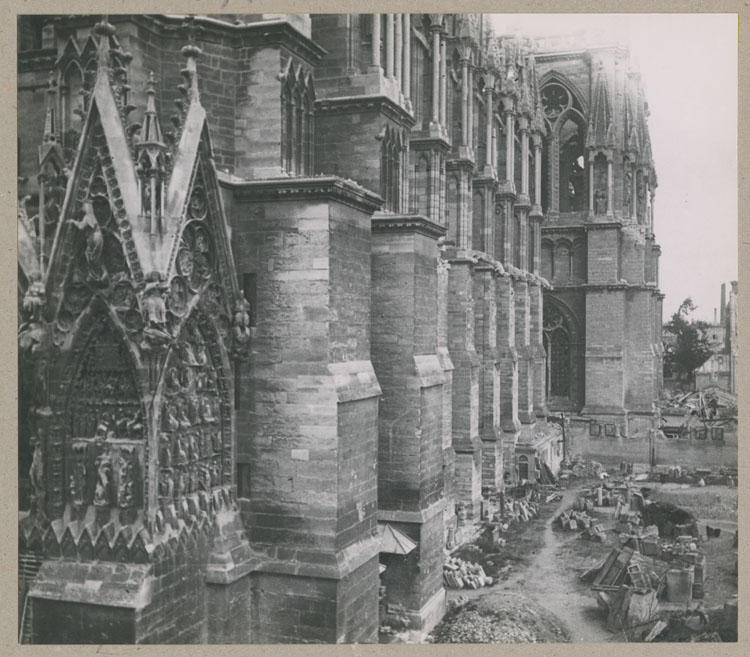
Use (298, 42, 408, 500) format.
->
(15, 10, 739, 646)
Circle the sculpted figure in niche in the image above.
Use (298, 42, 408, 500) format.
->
(594, 170, 607, 215)
(117, 448, 137, 511)
(187, 431, 199, 461)
(198, 463, 211, 492)
(159, 432, 172, 468)
(637, 176, 647, 223)
(175, 465, 186, 498)
(211, 430, 222, 454)
(159, 469, 174, 498)
(70, 199, 107, 285)
(19, 274, 49, 359)
(210, 460, 220, 487)
(187, 394, 201, 425)
(624, 169, 633, 215)
(201, 395, 217, 423)
(175, 435, 188, 465)
(165, 366, 181, 395)
(93, 453, 113, 510)
(69, 443, 88, 509)
(176, 399, 191, 428)
(234, 299, 251, 344)
(191, 325, 208, 365)
(141, 272, 172, 348)
(163, 400, 180, 432)
(29, 431, 46, 516)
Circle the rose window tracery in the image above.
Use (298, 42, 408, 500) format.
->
(541, 83, 571, 121)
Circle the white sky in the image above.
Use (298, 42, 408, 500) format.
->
(489, 14, 738, 324)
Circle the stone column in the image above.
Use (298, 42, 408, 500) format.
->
(588, 153, 595, 215)
(631, 163, 638, 222)
(395, 14, 402, 84)
(485, 86, 493, 168)
(532, 134, 542, 213)
(431, 27, 440, 126)
(402, 14, 411, 97)
(520, 120, 529, 200)
(440, 38, 447, 127)
(467, 66, 474, 148)
(491, 126, 497, 171)
(504, 106, 515, 185)
(371, 14, 381, 68)
(606, 155, 613, 217)
(385, 14, 394, 78)
(649, 191, 655, 232)
(37, 173, 47, 277)
(461, 58, 469, 146)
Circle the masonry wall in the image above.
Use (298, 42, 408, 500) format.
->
(568, 423, 738, 469)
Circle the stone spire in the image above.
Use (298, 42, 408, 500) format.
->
(139, 72, 165, 150)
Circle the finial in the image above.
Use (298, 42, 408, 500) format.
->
(179, 17, 203, 98)
(42, 71, 57, 144)
(94, 14, 115, 69)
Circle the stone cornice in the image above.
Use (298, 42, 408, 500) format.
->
(371, 213, 446, 240)
(409, 131, 451, 151)
(584, 220, 623, 231)
(315, 94, 416, 129)
(219, 174, 383, 214)
(18, 49, 57, 73)
(583, 282, 662, 292)
(236, 21, 327, 63)
(541, 224, 586, 234)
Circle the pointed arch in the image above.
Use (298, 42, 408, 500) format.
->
(538, 70, 589, 117)
(543, 295, 584, 410)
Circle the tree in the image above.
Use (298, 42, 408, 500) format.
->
(663, 298, 712, 388)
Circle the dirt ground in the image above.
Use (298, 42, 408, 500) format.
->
(428, 480, 737, 644)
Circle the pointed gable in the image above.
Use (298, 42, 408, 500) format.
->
(589, 65, 613, 148)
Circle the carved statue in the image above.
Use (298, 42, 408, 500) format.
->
(594, 187, 607, 215)
(594, 169, 607, 215)
(159, 468, 174, 498)
(210, 460, 220, 487)
(28, 432, 46, 516)
(70, 199, 107, 285)
(211, 430, 222, 454)
(94, 416, 111, 441)
(159, 432, 172, 467)
(187, 394, 201, 425)
(175, 465, 186, 498)
(624, 169, 633, 214)
(175, 435, 188, 465)
(176, 399, 191, 428)
(191, 325, 208, 364)
(637, 176, 647, 222)
(188, 464, 199, 494)
(163, 401, 180, 432)
(187, 431, 199, 461)
(233, 298, 251, 344)
(141, 272, 172, 348)
(126, 410, 143, 439)
(19, 275, 49, 359)
(69, 443, 88, 508)
(201, 395, 217, 423)
(165, 367, 181, 394)
(198, 463, 211, 492)
(117, 448, 137, 510)
(93, 453, 113, 509)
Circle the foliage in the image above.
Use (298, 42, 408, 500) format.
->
(663, 298, 712, 385)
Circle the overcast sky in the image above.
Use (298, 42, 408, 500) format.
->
(489, 14, 738, 324)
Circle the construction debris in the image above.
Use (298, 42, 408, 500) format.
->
(443, 556, 494, 590)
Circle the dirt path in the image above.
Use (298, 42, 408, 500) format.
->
(502, 486, 612, 643)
